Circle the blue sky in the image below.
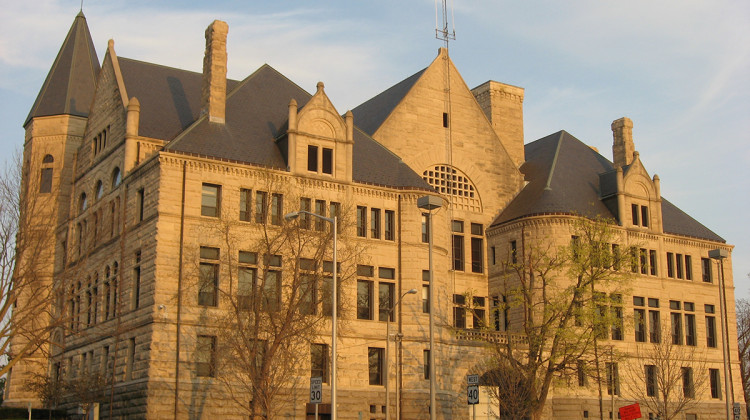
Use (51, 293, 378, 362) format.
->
(1, 0, 748, 296)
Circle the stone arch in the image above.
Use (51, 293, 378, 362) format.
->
(422, 164, 482, 212)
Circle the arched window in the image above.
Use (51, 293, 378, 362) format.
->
(421, 164, 481, 212)
(79, 193, 88, 213)
(39, 154, 54, 193)
(111, 167, 122, 189)
(95, 180, 103, 200)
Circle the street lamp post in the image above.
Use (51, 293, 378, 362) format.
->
(709, 248, 733, 420)
(417, 195, 442, 420)
(285, 210, 338, 420)
(385, 288, 418, 420)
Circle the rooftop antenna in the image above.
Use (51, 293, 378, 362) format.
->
(80, 0, 83, 12)
(435, 0, 456, 48)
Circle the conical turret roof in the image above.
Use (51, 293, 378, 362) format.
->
(24, 11, 100, 126)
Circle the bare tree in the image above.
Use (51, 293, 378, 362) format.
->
(736, 296, 750, 419)
(187, 177, 360, 419)
(623, 326, 708, 419)
(486, 217, 634, 420)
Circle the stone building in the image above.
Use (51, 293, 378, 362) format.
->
(5, 12, 743, 420)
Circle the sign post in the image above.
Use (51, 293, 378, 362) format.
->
(467, 374, 479, 419)
(310, 377, 322, 420)
(618, 403, 642, 420)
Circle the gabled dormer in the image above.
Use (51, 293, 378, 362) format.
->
(285, 82, 354, 183)
(605, 117, 663, 232)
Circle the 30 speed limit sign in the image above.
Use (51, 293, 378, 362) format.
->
(467, 385, 479, 405)
(309, 377, 322, 404)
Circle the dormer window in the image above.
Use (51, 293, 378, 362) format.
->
(631, 204, 649, 227)
(307, 145, 333, 175)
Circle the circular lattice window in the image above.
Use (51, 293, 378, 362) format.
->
(422, 165, 481, 212)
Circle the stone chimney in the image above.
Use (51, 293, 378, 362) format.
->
(611, 117, 634, 168)
(471, 81, 525, 167)
(201, 20, 228, 124)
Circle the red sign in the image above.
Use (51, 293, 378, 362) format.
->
(619, 403, 642, 420)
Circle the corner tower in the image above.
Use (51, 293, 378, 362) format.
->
(5, 12, 99, 407)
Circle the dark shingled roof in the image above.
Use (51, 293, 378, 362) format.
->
(493, 131, 724, 243)
(25, 12, 100, 126)
(161, 64, 430, 190)
(119, 58, 239, 142)
(350, 68, 426, 136)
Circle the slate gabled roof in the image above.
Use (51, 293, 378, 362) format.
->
(119, 58, 240, 142)
(493, 131, 724, 243)
(350, 68, 426, 136)
(25, 12, 100, 126)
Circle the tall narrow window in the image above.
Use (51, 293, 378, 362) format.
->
(423, 350, 430, 380)
(137, 188, 145, 222)
(357, 280, 373, 320)
(370, 209, 381, 239)
(239, 188, 252, 221)
(634, 308, 646, 342)
(671, 312, 683, 345)
(685, 312, 696, 346)
(453, 294, 466, 328)
(472, 296, 485, 329)
(452, 220, 464, 271)
(710, 369, 721, 399)
(311, 344, 328, 383)
(384, 210, 395, 241)
(682, 367, 694, 398)
(263, 255, 282, 311)
(201, 184, 220, 217)
(422, 285, 430, 314)
(421, 214, 429, 243)
(40, 154, 54, 193)
(132, 251, 141, 310)
(307, 145, 318, 172)
(510, 240, 518, 264)
(631, 204, 639, 226)
(701, 258, 712, 283)
(196, 335, 216, 377)
(368, 347, 384, 385)
(255, 191, 267, 224)
(199, 247, 219, 307)
(606, 362, 619, 396)
(111, 167, 122, 189)
(685, 255, 693, 280)
(645, 365, 656, 397)
(706, 315, 717, 348)
(667, 252, 675, 277)
(322, 148, 333, 174)
(470, 223, 483, 273)
(378, 282, 394, 322)
(676, 254, 684, 279)
(124, 337, 136, 380)
(315, 200, 326, 231)
(641, 206, 649, 227)
(271, 193, 283, 226)
(357, 206, 367, 237)
(238, 251, 257, 310)
(649, 310, 660, 343)
(300, 198, 311, 229)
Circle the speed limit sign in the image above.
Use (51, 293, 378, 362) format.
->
(467, 385, 479, 405)
(310, 377, 322, 404)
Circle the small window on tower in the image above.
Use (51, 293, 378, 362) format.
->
(442, 112, 449, 128)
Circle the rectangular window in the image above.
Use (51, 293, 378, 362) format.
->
(368, 347, 384, 385)
(196, 335, 216, 377)
(634, 309, 646, 342)
(199, 247, 219, 307)
(706, 315, 717, 348)
(239, 188, 252, 221)
(577, 360, 587, 387)
(384, 210, 395, 241)
(685, 313, 696, 346)
(263, 267, 281, 312)
(357, 280, 373, 320)
(676, 253, 684, 279)
(322, 148, 333, 174)
(255, 191, 267, 224)
(702, 258, 712, 282)
(137, 188, 145, 222)
(682, 367, 694, 398)
(471, 224, 484, 273)
(472, 296, 485, 329)
(378, 282, 394, 322)
(649, 310, 660, 343)
(299, 273, 316, 315)
(685, 255, 693, 280)
(452, 221, 464, 271)
(126, 337, 135, 381)
(442, 112, 449, 128)
(201, 184, 221, 217)
(329, 202, 341, 233)
(311, 343, 328, 383)
(606, 362, 619, 396)
(271, 193, 283, 226)
(510, 240, 518, 264)
(357, 206, 367, 237)
(611, 305, 624, 340)
(641, 205, 649, 227)
(667, 252, 675, 278)
(133, 251, 141, 310)
(300, 198, 311, 229)
(631, 204, 639, 225)
(315, 200, 326, 231)
(370, 208, 381, 239)
(421, 214, 429, 243)
(645, 365, 656, 397)
(671, 312, 683, 345)
(423, 350, 430, 380)
(453, 294, 466, 328)
(40, 168, 53, 193)
(710, 368, 721, 399)
(640, 249, 648, 275)
(308, 145, 318, 172)
(238, 251, 257, 310)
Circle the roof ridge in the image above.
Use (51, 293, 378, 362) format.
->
(544, 131, 565, 191)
